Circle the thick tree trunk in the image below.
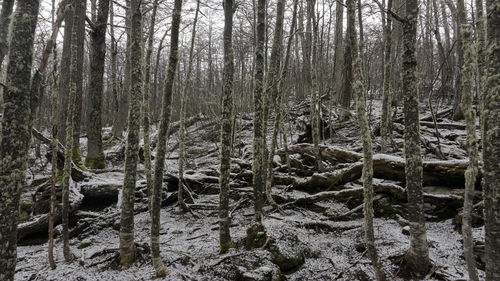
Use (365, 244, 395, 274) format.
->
(150, 0, 182, 276)
(460, 25, 479, 281)
(119, 0, 143, 268)
(483, 2, 500, 280)
(219, 0, 235, 253)
(0, 1, 40, 279)
(86, 0, 110, 169)
(402, 0, 430, 275)
(71, 0, 86, 166)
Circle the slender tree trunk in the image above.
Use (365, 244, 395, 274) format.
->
(150, 0, 183, 276)
(263, 0, 286, 211)
(219, 0, 235, 253)
(86, 0, 110, 169)
(460, 25, 479, 281)
(475, 0, 486, 137)
(109, 1, 119, 127)
(380, 0, 393, 153)
(178, 0, 200, 212)
(0, 1, 40, 279)
(349, 0, 386, 278)
(57, 2, 74, 143)
(119, 0, 143, 268)
(252, 0, 267, 224)
(61, 1, 80, 262)
(402, 0, 431, 275)
(143, 0, 159, 215)
(483, 2, 500, 280)
(310, 0, 323, 171)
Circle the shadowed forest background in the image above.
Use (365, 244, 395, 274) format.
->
(0, 0, 499, 280)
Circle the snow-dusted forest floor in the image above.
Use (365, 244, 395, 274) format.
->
(16, 100, 486, 280)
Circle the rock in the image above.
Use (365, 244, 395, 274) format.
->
(78, 239, 92, 249)
(241, 264, 281, 281)
(246, 224, 268, 250)
(268, 231, 305, 272)
(402, 226, 410, 235)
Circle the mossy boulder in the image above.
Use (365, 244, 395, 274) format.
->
(246, 223, 268, 250)
(268, 231, 305, 272)
(78, 239, 92, 249)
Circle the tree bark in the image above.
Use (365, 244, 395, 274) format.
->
(61, 1, 81, 261)
(341, 0, 354, 119)
(452, 0, 466, 120)
(483, 1, 500, 280)
(252, 0, 266, 223)
(119, 0, 143, 268)
(86, 0, 110, 169)
(460, 25, 479, 281)
(219, 0, 235, 253)
(150, 0, 182, 276)
(333, 0, 344, 110)
(350, 0, 386, 279)
(0, 0, 14, 70)
(380, 0, 393, 153)
(402, 0, 430, 275)
(0, 1, 40, 279)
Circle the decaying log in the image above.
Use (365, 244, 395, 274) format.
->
(18, 183, 83, 241)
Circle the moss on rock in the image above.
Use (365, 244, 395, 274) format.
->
(85, 151, 106, 169)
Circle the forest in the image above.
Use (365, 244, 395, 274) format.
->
(0, 0, 499, 280)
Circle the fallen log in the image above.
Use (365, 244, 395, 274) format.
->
(279, 144, 479, 188)
(18, 183, 83, 241)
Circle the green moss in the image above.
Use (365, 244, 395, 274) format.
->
(78, 239, 92, 249)
(72, 147, 85, 170)
(219, 240, 235, 254)
(85, 151, 106, 169)
(56, 169, 63, 184)
(102, 134, 113, 141)
(19, 199, 32, 222)
(245, 223, 268, 250)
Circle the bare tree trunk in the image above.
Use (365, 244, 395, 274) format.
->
(252, 0, 267, 224)
(86, 0, 110, 169)
(341, 0, 354, 119)
(333, 0, 344, 109)
(219, 0, 235, 253)
(71, 0, 87, 167)
(150, 0, 183, 276)
(119, 0, 143, 268)
(178, 0, 200, 212)
(380, 0, 393, 153)
(402, 0, 430, 275)
(483, 2, 500, 280)
(61, 1, 81, 262)
(460, 25, 479, 281)
(451, 0, 466, 120)
(142, 0, 159, 215)
(0, 1, 40, 278)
